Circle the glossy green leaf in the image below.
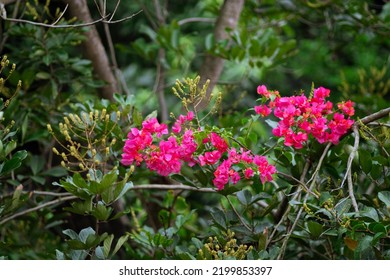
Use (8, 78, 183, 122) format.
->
(111, 234, 130, 256)
(359, 149, 372, 173)
(236, 189, 252, 206)
(210, 208, 227, 230)
(307, 221, 324, 239)
(378, 191, 390, 207)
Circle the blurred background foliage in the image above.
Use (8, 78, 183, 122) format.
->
(0, 0, 389, 259)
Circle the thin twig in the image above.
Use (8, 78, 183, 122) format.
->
(0, 10, 143, 28)
(51, 4, 68, 25)
(0, 195, 77, 226)
(99, 0, 121, 94)
(266, 159, 311, 248)
(110, 0, 121, 22)
(226, 196, 252, 232)
(0, 190, 74, 200)
(29, 191, 73, 197)
(276, 143, 331, 259)
(132, 184, 217, 193)
(367, 122, 390, 129)
(306, 143, 332, 187)
(277, 171, 319, 199)
(346, 126, 360, 212)
(178, 17, 215, 26)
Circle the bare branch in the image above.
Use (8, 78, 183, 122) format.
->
(52, 4, 69, 25)
(0, 195, 77, 226)
(0, 9, 143, 29)
(132, 184, 217, 193)
(226, 196, 253, 232)
(343, 126, 360, 212)
(178, 17, 215, 26)
(277, 171, 319, 199)
(359, 107, 390, 125)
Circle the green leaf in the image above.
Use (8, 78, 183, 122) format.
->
(56, 250, 65, 260)
(307, 221, 324, 239)
(91, 203, 112, 221)
(335, 198, 352, 216)
(132, 107, 143, 126)
(370, 163, 382, 180)
(36, 72, 51, 79)
(62, 229, 79, 240)
(111, 235, 130, 256)
(158, 209, 170, 228)
(72, 173, 88, 189)
(205, 33, 215, 50)
(210, 208, 227, 230)
(30, 155, 44, 175)
(361, 207, 379, 222)
(355, 235, 373, 259)
(67, 239, 88, 250)
(258, 233, 267, 251)
(191, 237, 203, 249)
(1, 157, 23, 175)
(4, 140, 17, 157)
(79, 227, 96, 243)
(236, 189, 252, 206)
(95, 246, 105, 260)
(41, 166, 68, 177)
(378, 191, 390, 207)
(100, 170, 118, 193)
(31, 175, 45, 185)
(85, 233, 105, 249)
(175, 212, 194, 230)
(103, 234, 114, 258)
(359, 149, 372, 173)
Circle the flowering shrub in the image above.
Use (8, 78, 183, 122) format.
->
(121, 111, 276, 190)
(254, 85, 355, 149)
(121, 83, 356, 191)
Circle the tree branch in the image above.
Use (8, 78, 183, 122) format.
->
(358, 107, 390, 125)
(178, 17, 215, 26)
(132, 184, 217, 193)
(0, 7, 142, 28)
(0, 195, 77, 226)
(196, 0, 245, 111)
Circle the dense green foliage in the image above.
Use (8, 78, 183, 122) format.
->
(0, 0, 389, 260)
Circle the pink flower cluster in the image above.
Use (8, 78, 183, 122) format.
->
(121, 115, 197, 176)
(212, 148, 276, 190)
(254, 85, 355, 148)
(121, 111, 276, 190)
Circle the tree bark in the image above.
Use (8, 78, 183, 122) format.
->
(63, 0, 119, 100)
(196, 0, 245, 111)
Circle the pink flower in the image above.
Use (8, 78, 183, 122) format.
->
(142, 118, 168, 137)
(145, 136, 182, 176)
(230, 171, 241, 184)
(244, 168, 254, 179)
(209, 132, 228, 153)
(257, 85, 271, 98)
(313, 87, 330, 101)
(198, 150, 222, 166)
(240, 148, 253, 163)
(179, 130, 197, 166)
(227, 148, 241, 164)
(172, 111, 195, 133)
(121, 128, 153, 165)
(213, 160, 232, 190)
(254, 105, 272, 117)
(338, 100, 355, 116)
(254, 155, 276, 183)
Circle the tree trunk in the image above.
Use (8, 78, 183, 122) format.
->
(196, 0, 245, 111)
(63, 0, 119, 100)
